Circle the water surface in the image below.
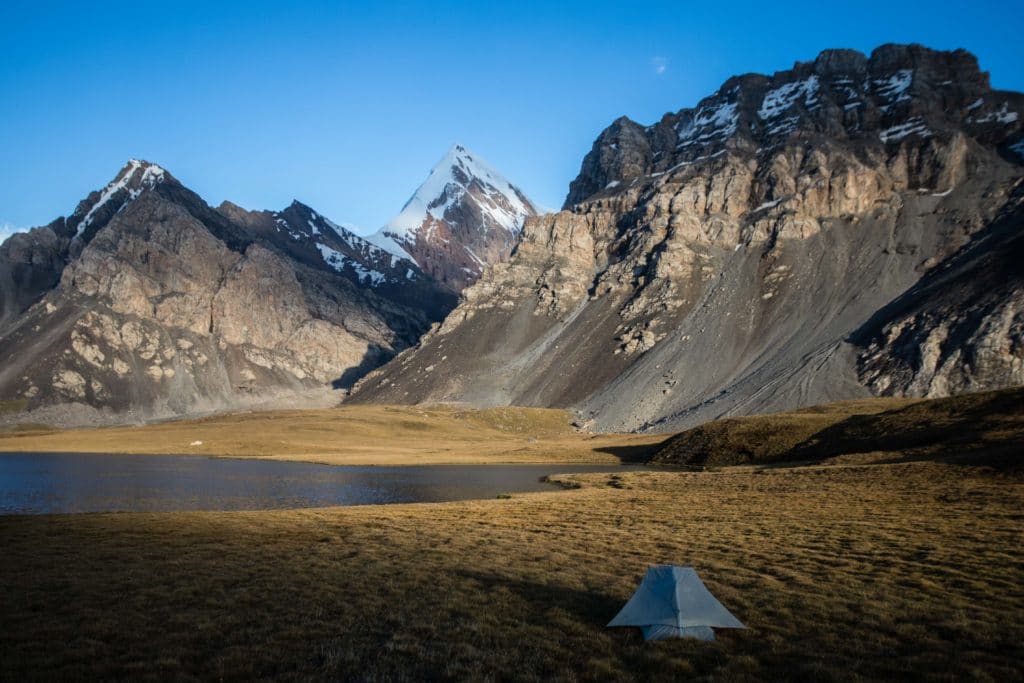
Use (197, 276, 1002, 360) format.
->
(0, 452, 638, 514)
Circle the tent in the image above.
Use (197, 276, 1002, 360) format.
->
(607, 565, 746, 641)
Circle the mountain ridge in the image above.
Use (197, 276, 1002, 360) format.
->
(565, 43, 1020, 208)
(0, 160, 455, 425)
(351, 43, 1024, 432)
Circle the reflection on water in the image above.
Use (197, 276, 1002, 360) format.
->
(0, 452, 639, 514)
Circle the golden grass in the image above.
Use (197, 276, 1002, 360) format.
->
(1, 461, 1021, 681)
(653, 387, 1024, 469)
(0, 404, 667, 465)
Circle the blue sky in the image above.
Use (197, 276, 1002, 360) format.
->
(1, 0, 1022, 239)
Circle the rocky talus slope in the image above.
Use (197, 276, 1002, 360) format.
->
(352, 44, 1024, 431)
(0, 161, 454, 425)
(371, 144, 541, 292)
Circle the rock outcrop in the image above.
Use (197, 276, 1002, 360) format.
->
(855, 186, 1024, 396)
(370, 144, 541, 292)
(0, 161, 455, 425)
(352, 44, 1024, 431)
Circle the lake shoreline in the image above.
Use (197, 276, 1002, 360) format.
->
(0, 404, 668, 466)
(0, 452, 645, 515)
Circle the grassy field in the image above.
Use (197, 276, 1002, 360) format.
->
(1, 391, 1022, 679)
(0, 404, 667, 465)
(652, 387, 1024, 469)
(1, 460, 1021, 681)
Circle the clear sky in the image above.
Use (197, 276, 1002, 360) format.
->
(1, 0, 1022, 240)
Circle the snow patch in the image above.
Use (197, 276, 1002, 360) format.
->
(873, 69, 913, 105)
(758, 76, 819, 120)
(970, 102, 1019, 125)
(314, 213, 419, 280)
(463, 245, 485, 268)
(651, 150, 728, 178)
(765, 116, 800, 137)
(879, 117, 932, 143)
(316, 243, 387, 286)
(676, 101, 738, 147)
(752, 198, 784, 212)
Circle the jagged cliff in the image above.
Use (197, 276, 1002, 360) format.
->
(351, 44, 1024, 431)
(0, 161, 455, 425)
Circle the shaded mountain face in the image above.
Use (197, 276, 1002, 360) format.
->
(370, 144, 541, 292)
(854, 187, 1024, 397)
(0, 161, 455, 425)
(351, 44, 1024, 432)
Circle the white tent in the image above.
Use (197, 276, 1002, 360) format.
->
(607, 565, 747, 641)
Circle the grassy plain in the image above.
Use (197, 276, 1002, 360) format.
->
(0, 404, 666, 465)
(1, 461, 1021, 681)
(1, 391, 1022, 680)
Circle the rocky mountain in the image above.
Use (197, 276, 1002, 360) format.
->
(370, 144, 542, 292)
(0, 160, 455, 425)
(351, 44, 1024, 432)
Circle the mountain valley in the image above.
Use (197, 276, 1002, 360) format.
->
(2, 28, 1023, 682)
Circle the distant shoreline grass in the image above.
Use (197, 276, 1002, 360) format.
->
(652, 386, 1024, 471)
(0, 404, 668, 466)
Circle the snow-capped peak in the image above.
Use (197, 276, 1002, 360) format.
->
(368, 144, 539, 274)
(126, 158, 167, 185)
(386, 144, 536, 237)
(73, 159, 168, 238)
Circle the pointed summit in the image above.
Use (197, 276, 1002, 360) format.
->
(67, 159, 173, 242)
(0, 158, 458, 423)
(370, 144, 541, 292)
